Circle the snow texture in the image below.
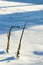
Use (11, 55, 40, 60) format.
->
(0, 0, 43, 65)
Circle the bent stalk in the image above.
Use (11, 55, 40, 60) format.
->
(6, 26, 20, 53)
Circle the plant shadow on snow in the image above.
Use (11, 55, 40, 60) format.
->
(0, 10, 43, 34)
(0, 50, 5, 55)
(33, 51, 43, 56)
(5, 0, 43, 5)
(0, 56, 16, 62)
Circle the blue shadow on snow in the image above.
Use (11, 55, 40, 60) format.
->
(0, 56, 16, 62)
(33, 51, 43, 55)
(0, 10, 43, 34)
(0, 50, 5, 55)
(5, 0, 43, 4)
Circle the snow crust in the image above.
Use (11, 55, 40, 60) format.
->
(0, 1, 43, 15)
(0, 0, 43, 65)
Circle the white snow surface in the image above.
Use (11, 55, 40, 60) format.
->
(0, 1, 43, 15)
(0, 0, 43, 65)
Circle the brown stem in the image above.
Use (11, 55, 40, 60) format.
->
(6, 26, 20, 53)
(16, 22, 27, 58)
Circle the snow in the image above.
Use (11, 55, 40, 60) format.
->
(0, 1, 43, 15)
(0, 0, 43, 65)
(0, 25, 43, 65)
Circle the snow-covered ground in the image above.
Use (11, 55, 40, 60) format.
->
(0, 1, 43, 14)
(0, 0, 43, 65)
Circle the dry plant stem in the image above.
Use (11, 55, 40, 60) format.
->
(16, 22, 27, 58)
(6, 26, 20, 53)
(6, 32, 11, 53)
